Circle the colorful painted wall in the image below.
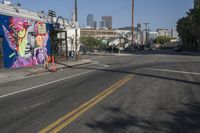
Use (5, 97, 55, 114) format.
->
(0, 14, 52, 69)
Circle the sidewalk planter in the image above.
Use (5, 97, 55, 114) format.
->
(0, 14, 52, 69)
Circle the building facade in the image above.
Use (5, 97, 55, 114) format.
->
(156, 29, 169, 37)
(99, 21, 105, 29)
(80, 29, 116, 39)
(0, 3, 52, 69)
(149, 32, 158, 41)
(94, 21, 97, 29)
(102, 16, 112, 29)
(87, 14, 94, 28)
(0, 37, 3, 68)
(0, 2, 80, 69)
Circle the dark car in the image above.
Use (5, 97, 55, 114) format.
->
(174, 46, 182, 52)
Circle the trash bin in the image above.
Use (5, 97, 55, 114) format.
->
(69, 51, 75, 59)
(69, 51, 74, 58)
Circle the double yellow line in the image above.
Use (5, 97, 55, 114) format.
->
(39, 74, 133, 133)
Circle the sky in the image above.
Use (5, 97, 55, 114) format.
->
(8, 0, 194, 31)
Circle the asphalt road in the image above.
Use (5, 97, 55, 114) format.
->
(0, 52, 200, 133)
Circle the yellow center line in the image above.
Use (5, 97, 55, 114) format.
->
(39, 74, 134, 133)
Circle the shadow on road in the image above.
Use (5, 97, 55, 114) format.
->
(58, 63, 200, 86)
(86, 102, 200, 133)
(133, 49, 200, 56)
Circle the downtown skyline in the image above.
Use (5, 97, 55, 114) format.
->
(8, 0, 193, 31)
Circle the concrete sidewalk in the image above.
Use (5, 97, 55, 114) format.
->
(0, 59, 92, 84)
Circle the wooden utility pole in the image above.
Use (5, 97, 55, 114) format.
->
(75, 0, 78, 60)
(75, 0, 77, 22)
(131, 0, 134, 54)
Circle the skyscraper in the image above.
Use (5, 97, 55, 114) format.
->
(99, 20, 105, 28)
(102, 16, 112, 29)
(87, 14, 94, 28)
(94, 21, 97, 29)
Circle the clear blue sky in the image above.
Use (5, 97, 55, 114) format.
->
(9, 0, 193, 31)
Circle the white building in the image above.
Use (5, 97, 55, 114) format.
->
(149, 32, 158, 40)
(156, 29, 169, 37)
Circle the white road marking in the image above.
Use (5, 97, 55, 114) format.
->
(0, 71, 51, 84)
(0, 64, 109, 98)
(0, 70, 95, 99)
(23, 99, 51, 110)
(144, 68, 200, 75)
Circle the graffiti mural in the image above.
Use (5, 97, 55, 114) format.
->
(1, 17, 50, 68)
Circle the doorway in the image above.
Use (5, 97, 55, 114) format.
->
(0, 37, 4, 68)
(50, 30, 68, 62)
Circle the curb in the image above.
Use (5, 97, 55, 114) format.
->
(26, 61, 92, 76)
(65, 61, 92, 68)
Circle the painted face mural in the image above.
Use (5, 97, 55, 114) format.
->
(2, 17, 49, 68)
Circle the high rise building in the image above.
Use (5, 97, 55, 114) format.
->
(102, 16, 112, 29)
(87, 14, 94, 28)
(99, 20, 105, 28)
(194, 0, 200, 9)
(94, 21, 97, 29)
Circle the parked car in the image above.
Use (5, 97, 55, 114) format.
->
(174, 46, 182, 52)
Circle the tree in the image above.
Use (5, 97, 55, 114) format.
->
(80, 36, 106, 52)
(177, 8, 200, 51)
(153, 36, 171, 44)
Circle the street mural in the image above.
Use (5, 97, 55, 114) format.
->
(1, 16, 50, 68)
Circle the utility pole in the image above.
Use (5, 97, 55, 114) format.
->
(131, 0, 134, 54)
(75, 0, 77, 22)
(75, 0, 78, 60)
